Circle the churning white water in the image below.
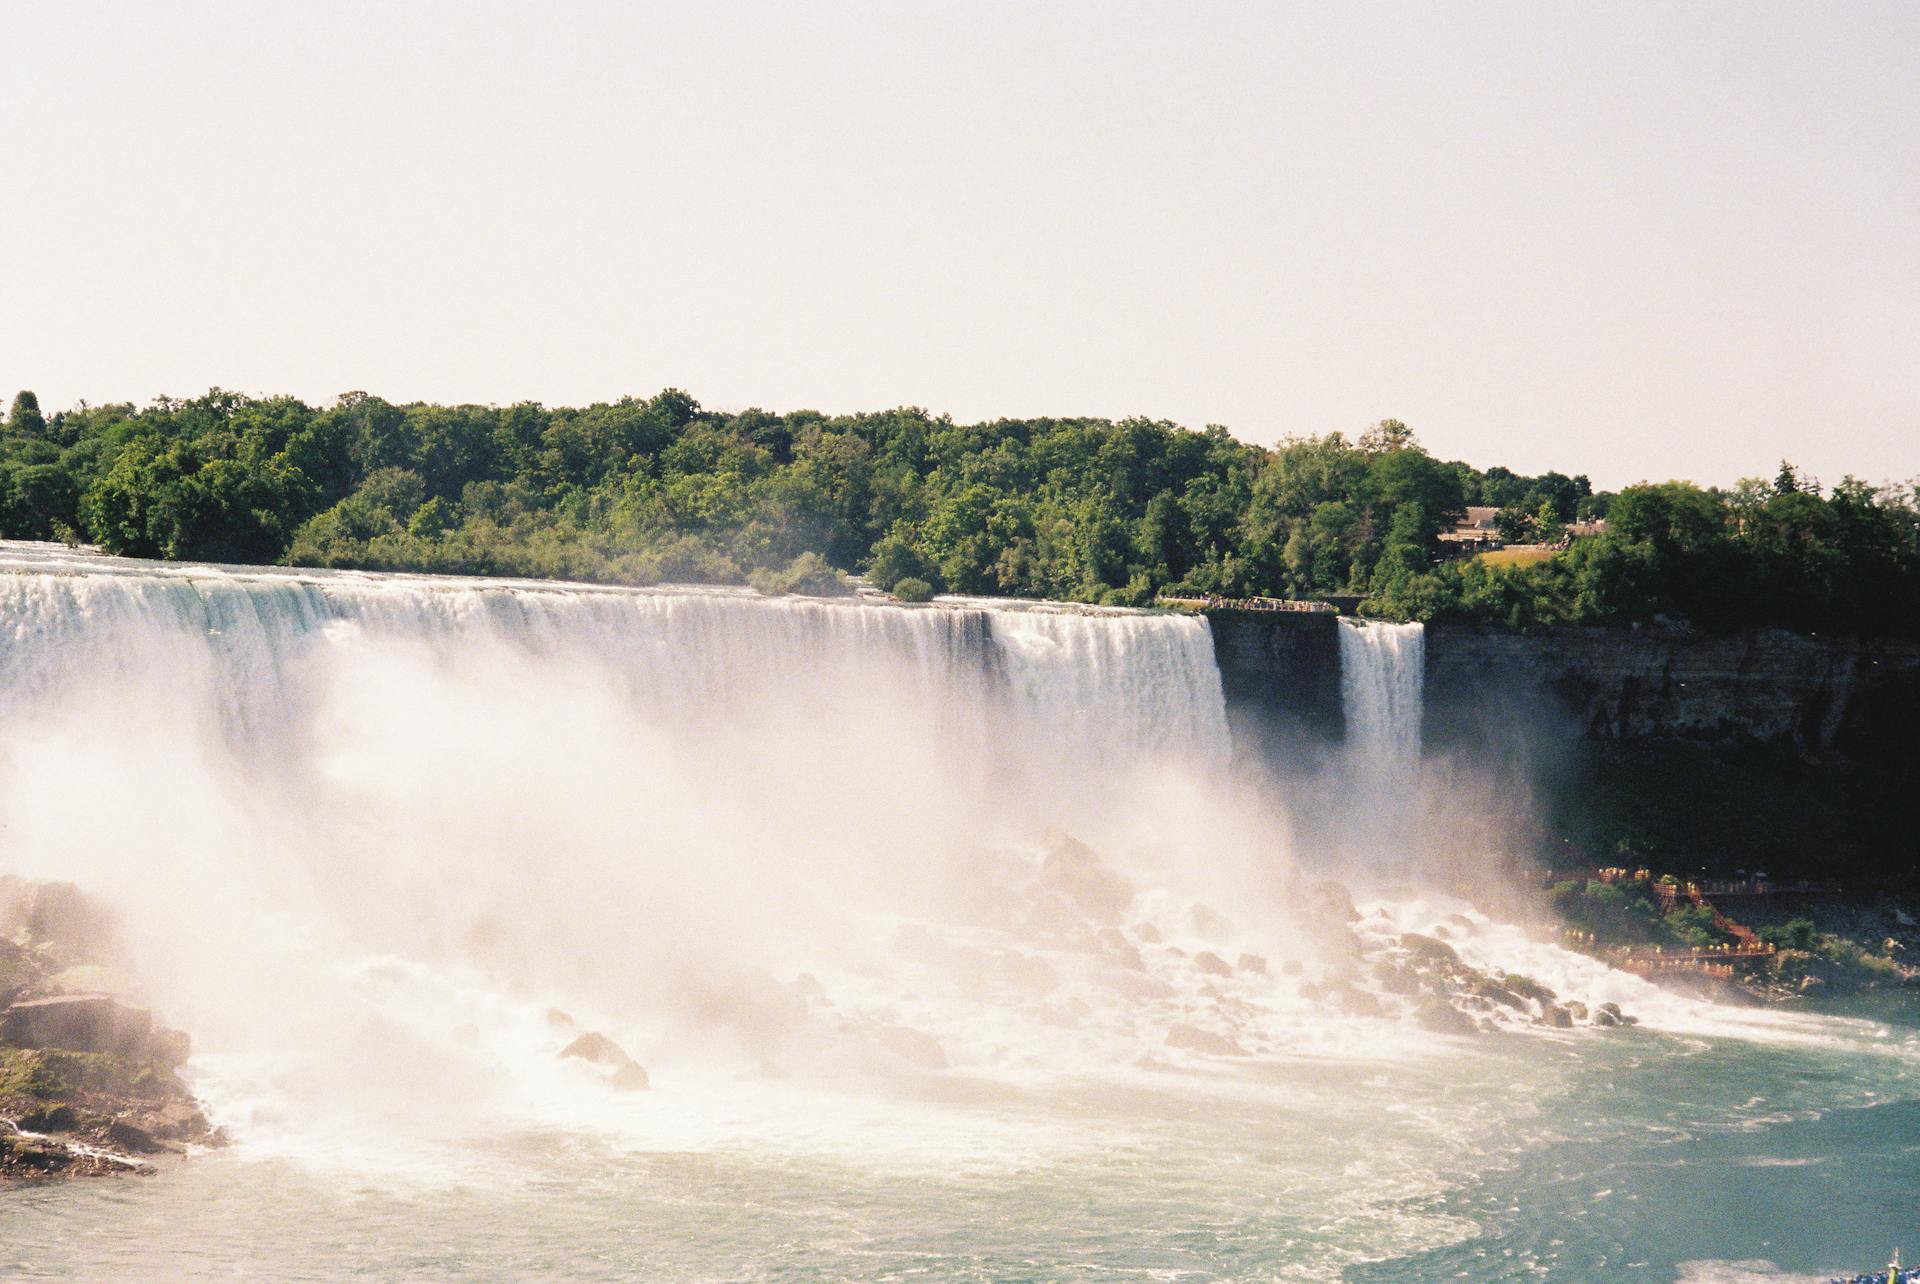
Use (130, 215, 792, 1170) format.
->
(4, 544, 1914, 1282)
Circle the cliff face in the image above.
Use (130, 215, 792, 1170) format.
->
(1422, 622, 1920, 757)
(1206, 612, 1920, 881)
(1206, 609, 1920, 757)
(1204, 611, 1343, 770)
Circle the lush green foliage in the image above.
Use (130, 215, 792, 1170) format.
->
(1757, 918, 1818, 951)
(1, 389, 1913, 632)
(1548, 877, 1739, 950)
(1390, 467, 1920, 636)
(1549, 878, 1664, 945)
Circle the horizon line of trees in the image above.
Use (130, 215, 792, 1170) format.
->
(2, 387, 1915, 638)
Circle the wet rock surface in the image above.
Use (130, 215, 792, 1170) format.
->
(1362, 922, 1639, 1037)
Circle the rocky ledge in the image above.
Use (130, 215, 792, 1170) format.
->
(1378, 929, 1637, 1035)
(0, 878, 219, 1178)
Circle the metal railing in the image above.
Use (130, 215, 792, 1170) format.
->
(1155, 594, 1337, 614)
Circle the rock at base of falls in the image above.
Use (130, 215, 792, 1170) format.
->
(1038, 830, 1134, 922)
(0, 881, 219, 1180)
(1192, 951, 1234, 978)
(0, 994, 188, 1065)
(1382, 930, 1635, 1035)
(866, 1024, 949, 1071)
(1413, 996, 1478, 1036)
(558, 1031, 651, 1091)
(1165, 1023, 1249, 1057)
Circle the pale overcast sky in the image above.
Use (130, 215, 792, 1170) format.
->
(2, 1, 1915, 489)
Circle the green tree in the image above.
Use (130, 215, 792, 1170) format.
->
(7, 390, 46, 437)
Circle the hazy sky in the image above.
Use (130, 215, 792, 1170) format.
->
(3, 1, 1915, 489)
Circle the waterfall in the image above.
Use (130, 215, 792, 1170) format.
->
(1336, 618, 1425, 774)
(1336, 619, 1425, 846)
(0, 541, 1269, 1142)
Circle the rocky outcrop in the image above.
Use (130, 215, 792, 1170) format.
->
(1, 994, 183, 1063)
(0, 881, 218, 1178)
(1038, 829, 1134, 921)
(1376, 931, 1636, 1035)
(1165, 1023, 1248, 1057)
(558, 1030, 651, 1091)
(867, 1024, 948, 1071)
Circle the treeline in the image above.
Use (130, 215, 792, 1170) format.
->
(1, 388, 1914, 637)
(1399, 468, 1920, 636)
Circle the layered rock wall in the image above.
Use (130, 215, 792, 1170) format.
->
(1203, 611, 1343, 768)
(1206, 610, 1920, 757)
(1421, 622, 1920, 756)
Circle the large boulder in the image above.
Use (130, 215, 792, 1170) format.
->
(1413, 996, 1477, 1036)
(1469, 978, 1527, 1011)
(559, 1031, 650, 1091)
(1165, 1023, 1248, 1057)
(1038, 831, 1133, 921)
(149, 1026, 191, 1069)
(1193, 951, 1234, 978)
(1373, 962, 1421, 996)
(1502, 974, 1557, 1005)
(869, 1024, 948, 1071)
(1, 995, 154, 1059)
(1326, 983, 1384, 1018)
(1401, 934, 1460, 966)
(1302, 880, 1361, 923)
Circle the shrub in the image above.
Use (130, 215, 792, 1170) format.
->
(1662, 903, 1733, 949)
(1758, 918, 1817, 951)
(1819, 937, 1902, 980)
(891, 576, 934, 603)
(750, 551, 852, 598)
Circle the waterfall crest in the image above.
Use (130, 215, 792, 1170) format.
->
(0, 545, 1226, 768)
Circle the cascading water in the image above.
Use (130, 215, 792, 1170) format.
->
(1336, 617, 1424, 785)
(1335, 618, 1426, 859)
(4, 543, 1911, 1282)
(0, 542, 1293, 1148)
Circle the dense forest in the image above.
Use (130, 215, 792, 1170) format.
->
(1, 387, 1915, 637)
